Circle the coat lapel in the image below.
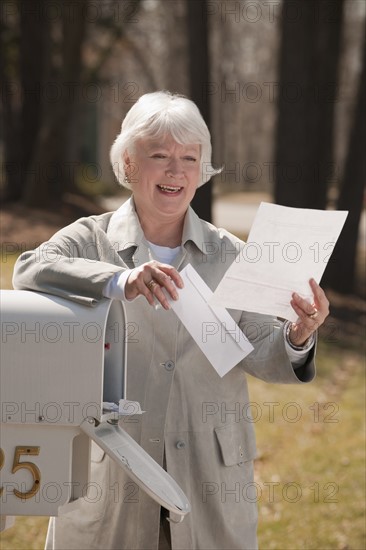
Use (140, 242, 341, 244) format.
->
(106, 197, 151, 268)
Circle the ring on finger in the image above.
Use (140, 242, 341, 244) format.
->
(307, 309, 318, 319)
(146, 279, 158, 291)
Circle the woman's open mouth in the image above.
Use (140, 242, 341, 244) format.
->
(157, 185, 183, 194)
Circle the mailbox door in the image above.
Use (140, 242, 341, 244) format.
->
(81, 418, 190, 519)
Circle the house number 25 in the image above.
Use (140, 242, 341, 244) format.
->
(0, 446, 41, 499)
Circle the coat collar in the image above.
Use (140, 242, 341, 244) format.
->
(107, 197, 144, 253)
(106, 197, 206, 267)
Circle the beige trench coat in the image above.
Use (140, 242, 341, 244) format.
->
(13, 198, 316, 550)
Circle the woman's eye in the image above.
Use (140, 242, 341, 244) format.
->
(151, 154, 167, 159)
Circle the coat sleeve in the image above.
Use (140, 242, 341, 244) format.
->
(12, 216, 125, 307)
(239, 311, 316, 384)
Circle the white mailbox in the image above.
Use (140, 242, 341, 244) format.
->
(0, 290, 190, 524)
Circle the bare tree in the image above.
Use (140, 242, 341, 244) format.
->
(1, 0, 48, 201)
(274, 0, 344, 208)
(324, 24, 366, 294)
(187, 0, 212, 222)
(22, 1, 88, 207)
(1, 0, 142, 209)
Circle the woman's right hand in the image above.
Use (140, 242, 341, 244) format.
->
(125, 261, 184, 310)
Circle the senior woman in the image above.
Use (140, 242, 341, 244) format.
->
(13, 91, 329, 550)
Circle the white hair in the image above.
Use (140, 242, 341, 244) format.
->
(110, 90, 221, 189)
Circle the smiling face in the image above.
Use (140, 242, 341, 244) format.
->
(125, 135, 201, 231)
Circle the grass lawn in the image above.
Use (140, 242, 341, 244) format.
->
(1, 253, 365, 549)
(250, 338, 365, 550)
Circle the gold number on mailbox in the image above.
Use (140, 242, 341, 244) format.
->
(12, 446, 41, 499)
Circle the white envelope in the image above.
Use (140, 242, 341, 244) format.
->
(168, 264, 254, 377)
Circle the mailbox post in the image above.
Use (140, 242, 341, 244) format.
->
(0, 290, 190, 526)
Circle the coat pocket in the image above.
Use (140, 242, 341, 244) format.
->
(214, 423, 257, 466)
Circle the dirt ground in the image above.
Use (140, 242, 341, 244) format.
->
(0, 197, 107, 249)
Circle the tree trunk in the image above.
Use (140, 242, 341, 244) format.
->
(275, 0, 344, 208)
(0, 24, 21, 201)
(20, 0, 48, 200)
(187, 0, 212, 222)
(323, 26, 366, 294)
(22, 1, 88, 207)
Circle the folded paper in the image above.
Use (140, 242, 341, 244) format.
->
(210, 202, 348, 322)
(168, 264, 254, 377)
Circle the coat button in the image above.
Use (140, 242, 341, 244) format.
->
(176, 440, 186, 450)
(164, 360, 175, 371)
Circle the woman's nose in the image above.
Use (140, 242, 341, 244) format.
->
(166, 158, 184, 178)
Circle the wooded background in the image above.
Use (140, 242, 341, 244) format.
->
(1, 0, 365, 295)
(0, 3, 365, 549)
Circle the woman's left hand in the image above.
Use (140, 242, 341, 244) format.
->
(288, 278, 330, 346)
